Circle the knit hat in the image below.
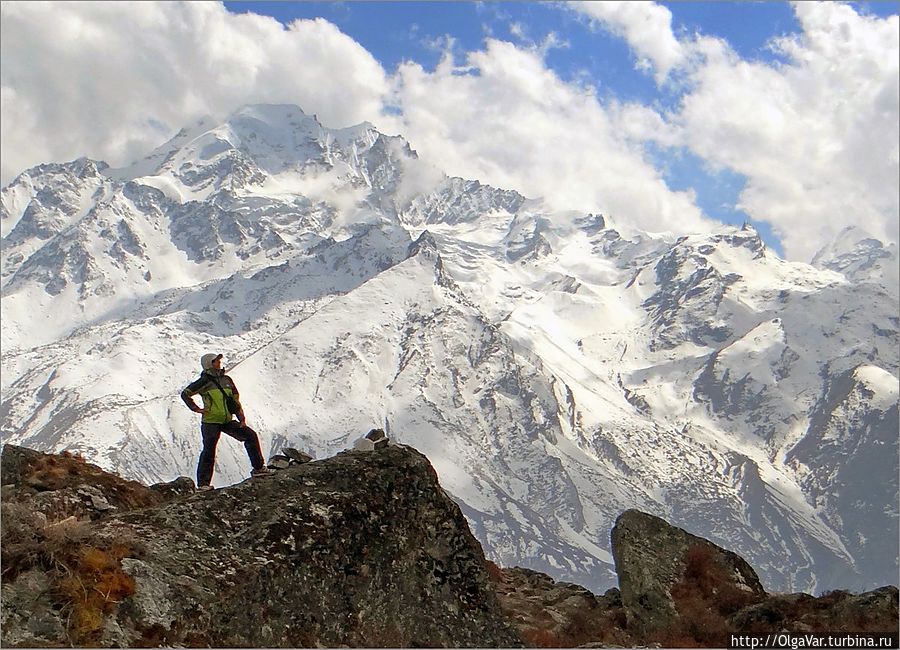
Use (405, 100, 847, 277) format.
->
(200, 353, 223, 370)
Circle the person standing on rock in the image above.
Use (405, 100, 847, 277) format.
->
(181, 353, 273, 490)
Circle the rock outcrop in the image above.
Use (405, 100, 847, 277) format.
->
(609, 509, 897, 647)
(1, 442, 520, 648)
(611, 508, 766, 635)
(1, 442, 897, 648)
(491, 566, 632, 648)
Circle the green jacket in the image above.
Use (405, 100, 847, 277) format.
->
(181, 371, 245, 424)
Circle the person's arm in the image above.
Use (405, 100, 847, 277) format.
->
(227, 376, 247, 424)
(181, 377, 207, 414)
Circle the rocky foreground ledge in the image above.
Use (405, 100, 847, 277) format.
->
(1, 442, 897, 648)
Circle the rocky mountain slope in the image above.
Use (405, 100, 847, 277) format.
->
(2, 443, 896, 648)
(1, 104, 897, 596)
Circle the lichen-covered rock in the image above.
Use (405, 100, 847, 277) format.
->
(611, 509, 766, 635)
(266, 454, 291, 469)
(1, 442, 521, 648)
(0, 569, 66, 647)
(491, 566, 632, 648)
(353, 429, 390, 451)
(148, 476, 196, 499)
(728, 586, 899, 635)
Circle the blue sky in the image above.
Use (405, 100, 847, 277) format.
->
(223, 2, 803, 101)
(222, 1, 898, 103)
(3, 2, 898, 260)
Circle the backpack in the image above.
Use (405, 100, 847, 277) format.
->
(208, 374, 240, 416)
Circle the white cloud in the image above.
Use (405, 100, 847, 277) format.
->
(1, 2, 713, 239)
(0, 1, 388, 185)
(3, 1, 895, 263)
(509, 22, 527, 41)
(673, 3, 899, 260)
(569, 0, 899, 261)
(384, 40, 711, 235)
(569, 0, 686, 82)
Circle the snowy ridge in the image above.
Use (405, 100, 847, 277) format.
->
(811, 225, 900, 290)
(1, 104, 897, 594)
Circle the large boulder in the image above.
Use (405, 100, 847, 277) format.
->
(611, 509, 766, 637)
(1, 442, 521, 648)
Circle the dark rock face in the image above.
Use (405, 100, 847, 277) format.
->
(611, 509, 766, 635)
(609, 509, 897, 646)
(1, 443, 520, 648)
(280, 447, 313, 464)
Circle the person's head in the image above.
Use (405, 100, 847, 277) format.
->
(200, 353, 223, 372)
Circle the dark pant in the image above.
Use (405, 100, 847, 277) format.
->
(197, 420, 265, 487)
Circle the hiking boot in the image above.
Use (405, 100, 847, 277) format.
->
(198, 485, 214, 492)
(251, 467, 275, 478)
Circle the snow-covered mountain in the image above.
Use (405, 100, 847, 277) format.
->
(2, 104, 897, 594)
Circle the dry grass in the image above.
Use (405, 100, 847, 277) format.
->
(563, 603, 630, 647)
(484, 559, 505, 583)
(521, 627, 565, 648)
(1, 500, 137, 646)
(56, 544, 136, 643)
(651, 543, 761, 647)
(23, 453, 161, 511)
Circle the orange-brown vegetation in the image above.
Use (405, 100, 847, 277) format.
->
(484, 559, 505, 582)
(652, 543, 761, 647)
(521, 627, 565, 647)
(557, 604, 631, 648)
(23, 453, 160, 511)
(1, 500, 138, 646)
(56, 544, 136, 644)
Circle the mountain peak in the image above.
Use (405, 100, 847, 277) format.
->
(223, 103, 320, 135)
(228, 102, 310, 120)
(811, 225, 898, 288)
(102, 104, 398, 189)
(2, 102, 898, 604)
